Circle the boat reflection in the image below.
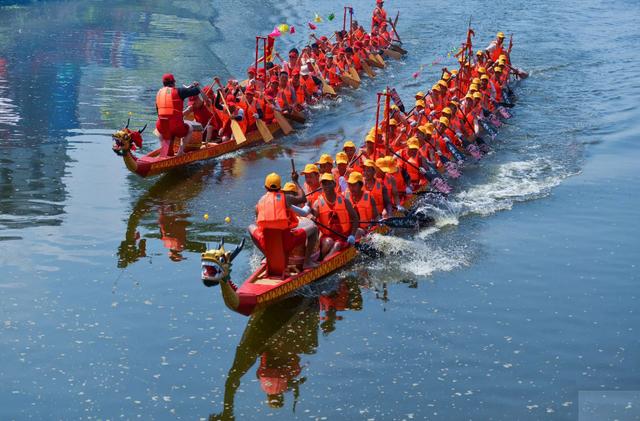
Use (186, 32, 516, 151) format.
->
(117, 163, 218, 268)
(209, 276, 363, 421)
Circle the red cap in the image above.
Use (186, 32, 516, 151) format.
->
(248, 66, 256, 73)
(226, 94, 236, 103)
(291, 68, 300, 76)
(258, 68, 266, 75)
(320, 36, 328, 41)
(162, 73, 175, 83)
(245, 86, 256, 94)
(270, 75, 279, 83)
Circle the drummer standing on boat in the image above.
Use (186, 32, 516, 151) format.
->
(155, 73, 201, 156)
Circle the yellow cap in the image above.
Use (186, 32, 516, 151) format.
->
(418, 124, 433, 135)
(497, 31, 505, 39)
(439, 116, 449, 127)
(389, 118, 398, 126)
(382, 156, 398, 173)
(451, 69, 458, 75)
(343, 140, 356, 149)
(264, 172, 281, 190)
(495, 66, 503, 72)
(320, 173, 335, 182)
(415, 91, 426, 97)
(449, 100, 460, 107)
(363, 158, 376, 167)
(469, 83, 479, 92)
(316, 153, 333, 165)
(442, 107, 452, 116)
(473, 91, 482, 99)
(438, 80, 448, 88)
(499, 54, 507, 60)
(478, 67, 487, 74)
(282, 182, 297, 192)
(347, 171, 363, 184)
(365, 134, 375, 143)
(442, 73, 451, 81)
(390, 104, 399, 111)
(432, 84, 441, 92)
(415, 100, 425, 107)
(336, 151, 349, 164)
(375, 157, 387, 169)
(465, 93, 474, 99)
(481, 74, 489, 81)
(472, 77, 481, 84)
(407, 137, 420, 149)
(301, 163, 319, 174)
(476, 50, 484, 56)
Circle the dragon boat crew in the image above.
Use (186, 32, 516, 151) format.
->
(311, 173, 359, 259)
(155, 73, 202, 156)
(301, 164, 322, 205)
(363, 158, 393, 216)
(249, 172, 319, 270)
(183, 86, 219, 143)
(345, 171, 379, 231)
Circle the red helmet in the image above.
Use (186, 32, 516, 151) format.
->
(162, 73, 175, 83)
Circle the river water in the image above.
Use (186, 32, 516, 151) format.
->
(1, 0, 639, 419)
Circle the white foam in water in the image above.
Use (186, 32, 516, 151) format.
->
(452, 158, 567, 217)
(367, 233, 469, 277)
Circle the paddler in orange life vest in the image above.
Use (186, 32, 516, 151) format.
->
(333, 151, 350, 193)
(363, 158, 393, 216)
(249, 172, 319, 270)
(371, 0, 388, 33)
(487, 32, 507, 62)
(301, 163, 321, 205)
(345, 171, 379, 232)
(342, 140, 362, 174)
(155, 73, 202, 156)
(311, 173, 359, 259)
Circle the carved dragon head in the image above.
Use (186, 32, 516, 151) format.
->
(201, 238, 245, 287)
(112, 118, 146, 156)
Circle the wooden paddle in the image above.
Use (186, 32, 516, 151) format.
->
(367, 54, 384, 69)
(361, 60, 376, 78)
(213, 81, 247, 144)
(238, 89, 274, 143)
(273, 107, 294, 135)
(312, 219, 381, 258)
(310, 62, 337, 96)
(383, 48, 403, 60)
(340, 73, 360, 89)
(349, 66, 361, 83)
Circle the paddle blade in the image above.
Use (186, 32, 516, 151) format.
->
(274, 111, 293, 135)
(375, 54, 386, 67)
(256, 119, 274, 143)
(349, 66, 361, 82)
(322, 83, 337, 96)
(230, 120, 247, 144)
(340, 74, 359, 89)
(362, 61, 376, 77)
(383, 48, 403, 60)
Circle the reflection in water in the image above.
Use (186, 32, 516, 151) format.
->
(117, 165, 216, 267)
(210, 277, 363, 420)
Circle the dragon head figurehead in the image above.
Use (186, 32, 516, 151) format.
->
(201, 238, 245, 287)
(112, 118, 146, 156)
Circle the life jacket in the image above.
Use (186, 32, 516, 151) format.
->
(156, 87, 183, 119)
(325, 64, 342, 86)
(490, 42, 504, 62)
(352, 53, 362, 71)
(365, 179, 384, 211)
(433, 133, 453, 160)
(405, 154, 421, 183)
(316, 194, 351, 237)
(240, 99, 259, 129)
(262, 98, 275, 123)
(294, 84, 306, 105)
(304, 182, 321, 205)
(192, 101, 213, 127)
(303, 76, 317, 95)
(256, 191, 294, 229)
(345, 191, 374, 229)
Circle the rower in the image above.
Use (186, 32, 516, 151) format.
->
(184, 88, 216, 143)
(345, 171, 379, 232)
(342, 140, 362, 173)
(334, 152, 349, 192)
(249, 172, 319, 271)
(218, 94, 246, 141)
(487, 32, 506, 62)
(316, 154, 335, 176)
(363, 159, 393, 216)
(155, 73, 201, 156)
(371, 0, 388, 34)
(311, 173, 359, 258)
(301, 163, 321, 205)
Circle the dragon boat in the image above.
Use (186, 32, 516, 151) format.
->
(200, 180, 426, 316)
(200, 68, 524, 316)
(111, 42, 407, 178)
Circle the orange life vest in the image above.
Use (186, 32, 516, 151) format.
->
(316, 194, 351, 237)
(345, 191, 374, 229)
(365, 180, 384, 212)
(405, 154, 421, 183)
(256, 191, 293, 229)
(304, 182, 321, 205)
(156, 87, 183, 118)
